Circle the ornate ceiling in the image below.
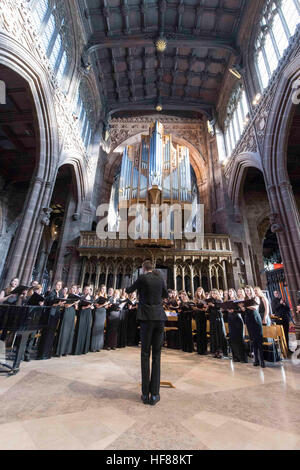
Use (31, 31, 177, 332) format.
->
(78, 0, 247, 120)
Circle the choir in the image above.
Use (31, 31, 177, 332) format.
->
(0, 277, 295, 366)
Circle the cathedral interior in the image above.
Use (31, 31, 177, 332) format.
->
(0, 0, 300, 451)
(1, 0, 299, 307)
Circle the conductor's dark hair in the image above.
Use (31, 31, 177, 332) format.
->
(142, 259, 154, 272)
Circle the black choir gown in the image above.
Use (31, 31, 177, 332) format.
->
(194, 304, 207, 355)
(178, 302, 194, 353)
(104, 298, 121, 349)
(73, 298, 93, 355)
(228, 311, 248, 362)
(38, 290, 62, 359)
(126, 301, 139, 346)
(208, 301, 228, 356)
(56, 305, 76, 356)
(244, 305, 264, 363)
(90, 297, 107, 351)
(117, 299, 129, 348)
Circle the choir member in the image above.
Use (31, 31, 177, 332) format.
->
(227, 288, 248, 363)
(73, 285, 93, 355)
(192, 287, 208, 355)
(91, 285, 108, 352)
(254, 287, 271, 325)
(56, 285, 78, 357)
(178, 291, 194, 353)
(237, 288, 246, 321)
(117, 290, 129, 348)
(207, 289, 228, 358)
(126, 292, 139, 346)
(0, 278, 19, 305)
(104, 289, 121, 350)
(243, 286, 265, 368)
(38, 280, 64, 360)
(62, 287, 69, 299)
(24, 284, 44, 362)
(271, 290, 294, 355)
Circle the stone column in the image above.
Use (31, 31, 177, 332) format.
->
(95, 261, 101, 291)
(190, 265, 194, 297)
(4, 177, 52, 285)
(80, 257, 87, 290)
(268, 182, 300, 308)
(182, 267, 185, 292)
(222, 260, 228, 291)
(105, 266, 109, 287)
(173, 264, 177, 291)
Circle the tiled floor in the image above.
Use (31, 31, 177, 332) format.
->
(0, 347, 300, 450)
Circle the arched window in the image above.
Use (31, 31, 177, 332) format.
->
(254, 0, 300, 91)
(73, 86, 93, 153)
(30, 0, 70, 90)
(224, 86, 250, 155)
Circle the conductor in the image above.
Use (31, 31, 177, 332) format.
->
(126, 260, 168, 406)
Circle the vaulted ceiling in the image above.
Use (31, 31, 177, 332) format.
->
(78, 0, 248, 120)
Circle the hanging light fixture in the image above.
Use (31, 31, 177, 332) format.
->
(155, 37, 167, 52)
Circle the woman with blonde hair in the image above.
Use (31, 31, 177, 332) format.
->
(242, 285, 265, 367)
(227, 288, 248, 363)
(193, 287, 208, 355)
(207, 289, 228, 358)
(254, 286, 271, 326)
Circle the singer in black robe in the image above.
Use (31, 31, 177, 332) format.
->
(243, 291, 264, 367)
(228, 309, 248, 362)
(178, 295, 194, 353)
(208, 300, 228, 358)
(104, 292, 121, 350)
(73, 292, 93, 355)
(38, 282, 63, 359)
(56, 301, 77, 357)
(193, 303, 208, 355)
(126, 296, 139, 346)
(91, 295, 107, 352)
(117, 298, 129, 348)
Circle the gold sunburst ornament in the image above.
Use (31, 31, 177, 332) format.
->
(156, 104, 163, 112)
(155, 37, 167, 52)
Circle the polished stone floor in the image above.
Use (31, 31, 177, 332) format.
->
(0, 347, 300, 450)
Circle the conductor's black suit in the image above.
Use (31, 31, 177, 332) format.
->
(126, 272, 168, 397)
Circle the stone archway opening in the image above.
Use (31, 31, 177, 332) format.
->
(0, 64, 39, 286)
(240, 167, 273, 287)
(35, 164, 78, 289)
(287, 104, 300, 214)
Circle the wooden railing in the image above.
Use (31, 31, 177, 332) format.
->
(79, 232, 232, 254)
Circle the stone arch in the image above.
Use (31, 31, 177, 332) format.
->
(227, 152, 263, 211)
(263, 56, 300, 186)
(262, 56, 300, 305)
(58, 154, 88, 215)
(0, 33, 59, 181)
(0, 33, 59, 284)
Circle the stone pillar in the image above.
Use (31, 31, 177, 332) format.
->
(182, 267, 185, 292)
(95, 262, 101, 291)
(4, 177, 52, 285)
(105, 266, 109, 287)
(113, 270, 117, 290)
(173, 264, 177, 291)
(190, 265, 194, 297)
(222, 260, 228, 290)
(80, 257, 87, 290)
(268, 182, 300, 308)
